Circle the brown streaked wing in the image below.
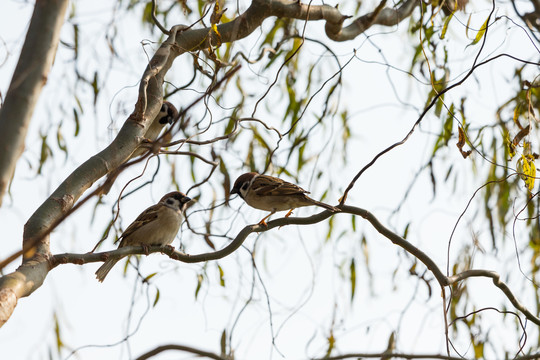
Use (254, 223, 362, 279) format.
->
(253, 175, 309, 196)
(119, 204, 160, 244)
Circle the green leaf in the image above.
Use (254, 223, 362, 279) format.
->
(350, 258, 356, 301)
(518, 154, 536, 191)
(53, 313, 63, 353)
(56, 124, 68, 159)
(195, 273, 204, 299)
(351, 215, 356, 232)
(440, 12, 453, 40)
(218, 264, 225, 287)
(326, 216, 334, 241)
(472, 338, 484, 358)
(403, 223, 410, 239)
(219, 157, 231, 199)
(144, 272, 157, 281)
(325, 330, 335, 357)
(38, 133, 52, 175)
(220, 329, 227, 356)
(470, 16, 489, 45)
(91, 71, 99, 105)
(153, 288, 160, 307)
(72, 108, 80, 136)
(142, 1, 153, 24)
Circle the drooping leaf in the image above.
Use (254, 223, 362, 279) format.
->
(518, 153, 536, 191)
(440, 12, 454, 40)
(470, 16, 489, 46)
(218, 264, 225, 286)
(72, 108, 80, 136)
(38, 133, 52, 175)
(195, 273, 204, 299)
(53, 313, 64, 353)
(403, 223, 410, 239)
(91, 71, 99, 105)
(219, 157, 231, 200)
(142, 2, 153, 25)
(153, 288, 160, 307)
(324, 330, 335, 357)
(456, 126, 472, 158)
(144, 272, 157, 281)
(220, 329, 227, 356)
(326, 216, 334, 241)
(56, 124, 68, 160)
(350, 258, 356, 301)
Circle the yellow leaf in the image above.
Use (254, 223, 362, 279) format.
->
(519, 154, 536, 191)
(471, 16, 489, 45)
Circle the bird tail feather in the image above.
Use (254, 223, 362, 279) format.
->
(95, 258, 119, 282)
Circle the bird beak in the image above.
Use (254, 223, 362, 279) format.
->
(182, 196, 192, 204)
(230, 188, 238, 195)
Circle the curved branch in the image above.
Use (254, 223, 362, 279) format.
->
(49, 205, 540, 326)
(448, 270, 540, 325)
(316, 352, 540, 360)
(135, 344, 228, 360)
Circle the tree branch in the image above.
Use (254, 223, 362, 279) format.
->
(0, 0, 421, 327)
(314, 352, 540, 360)
(0, 0, 69, 206)
(134, 344, 228, 360)
(49, 205, 540, 326)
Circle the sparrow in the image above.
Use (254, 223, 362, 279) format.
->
(95, 191, 191, 282)
(231, 172, 340, 225)
(131, 100, 178, 158)
(100, 101, 178, 194)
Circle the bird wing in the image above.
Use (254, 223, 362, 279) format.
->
(118, 204, 160, 246)
(252, 174, 309, 196)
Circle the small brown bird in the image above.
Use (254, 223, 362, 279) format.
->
(131, 100, 178, 158)
(95, 191, 191, 282)
(231, 172, 340, 225)
(100, 101, 178, 194)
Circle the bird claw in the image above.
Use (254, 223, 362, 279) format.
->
(141, 244, 150, 255)
(164, 245, 175, 253)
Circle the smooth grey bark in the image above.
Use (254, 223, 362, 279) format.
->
(0, 0, 70, 206)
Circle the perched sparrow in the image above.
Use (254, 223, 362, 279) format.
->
(131, 100, 178, 158)
(95, 191, 191, 282)
(100, 101, 178, 195)
(231, 172, 340, 225)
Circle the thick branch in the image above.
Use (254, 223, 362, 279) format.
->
(0, 0, 69, 206)
(171, 0, 419, 54)
(0, 21, 185, 327)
